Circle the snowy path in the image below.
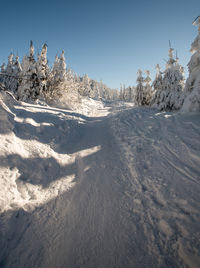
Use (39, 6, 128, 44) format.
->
(0, 95, 200, 268)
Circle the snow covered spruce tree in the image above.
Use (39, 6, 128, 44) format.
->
(0, 54, 22, 93)
(46, 51, 80, 106)
(135, 69, 145, 105)
(1, 53, 14, 90)
(37, 43, 49, 94)
(80, 74, 91, 96)
(182, 16, 200, 112)
(151, 64, 163, 106)
(134, 70, 152, 106)
(119, 85, 124, 101)
(0, 63, 6, 88)
(121, 86, 135, 102)
(17, 41, 40, 101)
(125, 86, 133, 101)
(143, 70, 153, 105)
(152, 47, 184, 111)
(44, 51, 66, 100)
(89, 79, 100, 99)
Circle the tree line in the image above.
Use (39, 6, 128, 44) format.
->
(0, 16, 200, 112)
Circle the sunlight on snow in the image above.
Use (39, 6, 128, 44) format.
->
(74, 145, 101, 158)
(0, 145, 102, 213)
(14, 116, 53, 127)
(164, 114, 172, 118)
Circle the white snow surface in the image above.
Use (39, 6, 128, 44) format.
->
(0, 91, 200, 268)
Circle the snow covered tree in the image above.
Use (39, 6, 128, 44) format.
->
(119, 85, 124, 100)
(0, 53, 21, 93)
(152, 47, 184, 111)
(14, 56, 22, 74)
(143, 70, 153, 105)
(121, 86, 134, 102)
(17, 41, 40, 101)
(166, 53, 185, 109)
(58, 50, 66, 81)
(153, 64, 163, 92)
(2, 54, 14, 90)
(44, 50, 68, 100)
(126, 86, 133, 101)
(37, 43, 49, 94)
(51, 55, 60, 81)
(0, 41, 119, 103)
(45, 51, 81, 106)
(89, 80, 99, 99)
(182, 16, 200, 112)
(0, 63, 6, 85)
(79, 74, 91, 96)
(0, 63, 6, 74)
(11, 55, 22, 93)
(151, 64, 163, 106)
(135, 69, 145, 105)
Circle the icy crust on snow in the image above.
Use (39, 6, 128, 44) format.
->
(111, 107, 200, 268)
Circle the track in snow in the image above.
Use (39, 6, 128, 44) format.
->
(0, 99, 200, 268)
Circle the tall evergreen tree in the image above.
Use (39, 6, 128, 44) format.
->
(152, 46, 184, 110)
(0, 53, 21, 93)
(4, 53, 14, 90)
(143, 70, 153, 105)
(17, 41, 40, 100)
(58, 50, 66, 81)
(46, 51, 67, 100)
(119, 84, 123, 100)
(182, 16, 200, 112)
(37, 43, 49, 94)
(0, 63, 6, 86)
(135, 69, 145, 105)
(81, 74, 91, 96)
(151, 64, 163, 106)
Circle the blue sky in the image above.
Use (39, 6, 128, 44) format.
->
(0, 0, 199, 89)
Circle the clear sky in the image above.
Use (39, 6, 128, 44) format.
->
(0, 0, 199, 89)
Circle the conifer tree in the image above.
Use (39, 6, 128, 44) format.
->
(135, 69, 145, 105)
(151, 64, 163, 106)
(58, 50, 66, 81)
(0, 63, 6, 86)
(45, 51, 67, 100)
(3, 53, 14, 90)
(17, 41, 39, 100)
(51, 55, 60, 81)
(0, 53, 21, 93)
(37, 43, 49, 94)
(143, 70, 153, 105)
(152, 46, 184, 111)
(12, 55, 22, 93)
(81, 74, 91, 96)
(119, 84, 123, 100)
(89, 80, 99, 99)
(125, 86, 133, 101)
(182, 16, 200, 112)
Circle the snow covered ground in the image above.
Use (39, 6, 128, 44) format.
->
(0, 91, 200, 268)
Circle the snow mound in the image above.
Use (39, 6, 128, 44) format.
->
(0, 92, 80, 213)
(0, 91, 16, 133)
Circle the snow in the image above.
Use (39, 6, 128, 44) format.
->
(0, 91, 200, 268)
(182, 17, 200, 112)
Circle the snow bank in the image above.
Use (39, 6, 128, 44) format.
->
(0, 92, 76, 213)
